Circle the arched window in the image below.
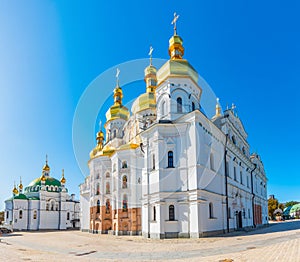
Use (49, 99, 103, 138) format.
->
(167, 151, 174, 168)
(122, 194, 128, 212)
(113, 129, 117, 138)
(210, 153, 214, 171)
(106, 199, 110, 214)
(33, 210, 37, 219)
(96, 183, 100, 195)
(169, 205, 175, 221)
(177, 97, 182, 113)
(122, 176, 128, 189)
(232, 135, 236, 145)
(242, 147, 246, 155)
(192, 102, 195, 111)
(67, 212, 70, 220)
(51, 201, 55, 211)
(19, 210, 23, 219)
(97, 200, 100, 214)
(153, 206, 156, 221)
(161, 100, 166, 116)
(122, 161, 127, 169)
(46, 203, 49, 211)
(209, 202, 214, 218)
(106, 182, 110, 194)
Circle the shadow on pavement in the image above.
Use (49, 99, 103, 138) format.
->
(218, 220, 300, 238)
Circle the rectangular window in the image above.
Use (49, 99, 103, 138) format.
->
(152, 154, 155, 170)
(225, 161, 229, 177)
(6, 211, 9, 219)
(234, 167, 237, 181)
(240, 171, 243, 184)
(247, 176, 249, 188)
(248, 209, 251, 218)
(228, 207, 231, 218)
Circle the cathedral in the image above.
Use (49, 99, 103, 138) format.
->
(79, 17, 268, 238)
(5, 157, 80, 231)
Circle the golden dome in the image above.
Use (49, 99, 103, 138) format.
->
(42, 163, 50, 172)
(105, 103, 129, 122)
(41, 174, 46, 182)
(132, 92, 156, 114)
(168, 35, 184, 60)
(19, 183, 23, 190)
(42, 155, 50, 172)
(12, 186, 19, 195)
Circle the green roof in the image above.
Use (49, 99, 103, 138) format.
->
(290, 204, 300, 213)
(28, 176, 61, 187)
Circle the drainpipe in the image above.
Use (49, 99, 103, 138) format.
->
(250, 164, 257, 228)
(224, 134, 229, 233)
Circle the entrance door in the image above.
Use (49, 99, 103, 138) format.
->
(236, 211, 243, 229)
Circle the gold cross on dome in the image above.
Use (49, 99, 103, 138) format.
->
(171, 12, 180, 35)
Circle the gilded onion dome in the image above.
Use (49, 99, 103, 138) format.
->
(42, 155, 50, 172)
(90, 127, 106, 158)
(157, 14, 199, 85)
(132, 47, 157, 114)
(19, 177, 23, 191)
(12, 183, 19, 195)
(105, 78, 129, 123)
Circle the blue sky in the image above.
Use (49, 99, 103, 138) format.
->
(0, 0, 299, 209)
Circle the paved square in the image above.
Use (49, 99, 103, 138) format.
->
(1, 220, 300, 261)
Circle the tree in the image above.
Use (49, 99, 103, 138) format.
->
(285, 201, 299, 208)
(278, 203, 285, 210)
(268, 198, 278, 218)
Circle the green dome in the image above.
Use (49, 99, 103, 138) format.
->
(28, 176, 61, 187)
(13, 194, 27, 200)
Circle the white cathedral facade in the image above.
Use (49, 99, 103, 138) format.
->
(5, 159, 80, 231)
(80, 23, 268, 238)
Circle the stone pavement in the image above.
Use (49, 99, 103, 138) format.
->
(1, 220, 300, 261)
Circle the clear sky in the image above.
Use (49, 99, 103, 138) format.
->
(0, 0, 299, 210)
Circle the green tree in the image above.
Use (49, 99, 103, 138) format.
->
(268, 198, 278, 218)
(285, 201, 299, 208)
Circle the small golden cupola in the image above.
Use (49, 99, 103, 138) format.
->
(42, 155, 50, 175)
(19, 177, 23, 193)
(156, 13, 199, 86)
(145, 46, 157, 93)
(105, 68, 130, 123)
(12, 182, 19, 195)
(212, 98, 222, 119)
(90, 122, 105, 158)
(60, 169, 66, 184)
(132, 46, 158, 114)
(169, 12, 184, 60)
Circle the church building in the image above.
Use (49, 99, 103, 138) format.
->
(79, 16, 268, 238)
(5, 157, 80, 231)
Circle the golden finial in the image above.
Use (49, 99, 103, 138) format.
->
(60, 169, 66, 184)
(171, 12, 180, 35)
